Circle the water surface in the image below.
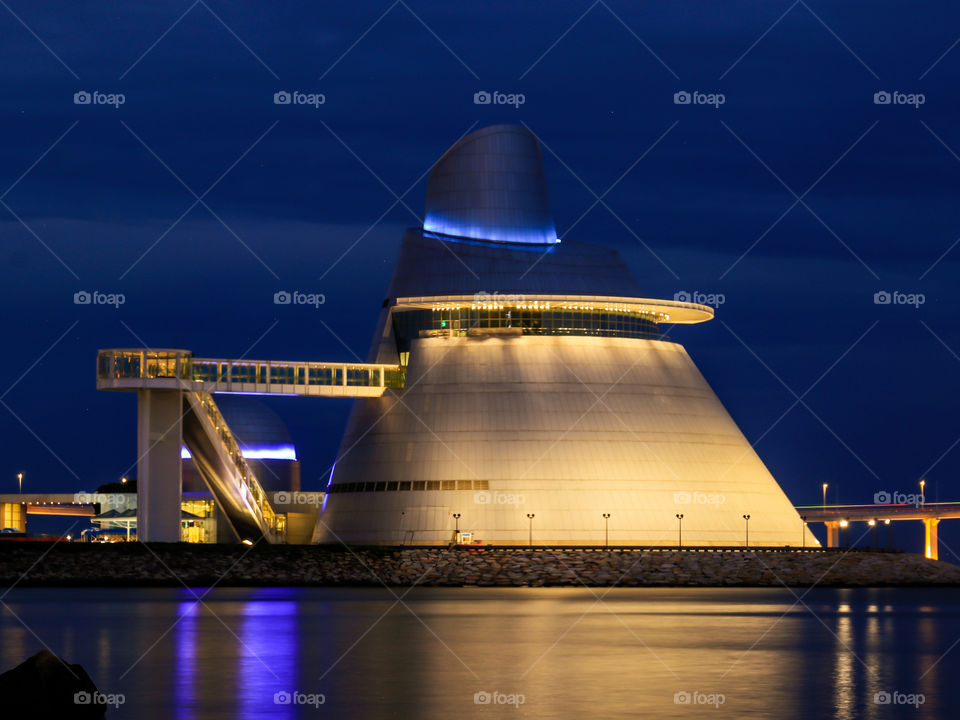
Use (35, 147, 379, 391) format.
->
(1, 587, 957, 718)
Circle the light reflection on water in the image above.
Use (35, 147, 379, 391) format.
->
(1, 587, 959, 718)
(174, 600, 198, 720)
(237, 591, 298, 720)
(835, 607, 855, 719)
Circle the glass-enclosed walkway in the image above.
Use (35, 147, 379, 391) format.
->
(97, 349, 405, 397)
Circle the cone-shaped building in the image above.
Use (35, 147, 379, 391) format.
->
(314, 124, 817, 547)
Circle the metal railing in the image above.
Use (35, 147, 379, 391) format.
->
(383, 545, 902, 553)
(97, 349, 405, 392)
(193, 391, 285, 541)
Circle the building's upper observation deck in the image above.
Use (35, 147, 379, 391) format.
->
(392, 295, 714, 324)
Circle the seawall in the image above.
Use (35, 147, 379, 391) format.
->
(1, 544, 959, 587)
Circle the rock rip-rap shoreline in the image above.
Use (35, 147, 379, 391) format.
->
(1, 544, 958, 587)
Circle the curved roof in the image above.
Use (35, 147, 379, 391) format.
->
(422, 124, 558, 245)
(213, 396, 296, 458)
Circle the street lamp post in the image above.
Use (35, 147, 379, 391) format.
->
(920, 479, 926, 503)
(822, 483, 828, 509)
(675, 514, 684, 548)
(743, 515, 751, 547)
(452, 513, 461, 544)
(526, 514, 535, 546)
(602, 513, 610, 547)
(17, 472, 23, 495)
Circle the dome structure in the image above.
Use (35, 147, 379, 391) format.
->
(214, 396, 296, 460)
(422, 124, 558, 245)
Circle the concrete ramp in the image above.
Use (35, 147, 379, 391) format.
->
(182, 391, 285, 543)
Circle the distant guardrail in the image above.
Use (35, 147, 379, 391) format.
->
(364, 545, 905, 554)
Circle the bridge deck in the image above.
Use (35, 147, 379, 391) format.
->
(796, 503, 960, 522)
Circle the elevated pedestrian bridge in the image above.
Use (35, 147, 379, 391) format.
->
(97, 348, 404, 397)
(97, 349, 404, 544)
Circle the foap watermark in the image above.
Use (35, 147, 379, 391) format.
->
(74, 290, 125, 308)
(273, 691, 325, 707)
(674, 290, 725, 307)
(674, 491, 725, 508)
(74, 691, 125, 709)
(874, 491, 925, 508)
(474, 291, 525, 304)
(674, 691, 725, 708)
(74, 493, 136, 511)
(274, 290, 325, 308)
(674, 90, 725, 108)
(474, 90, 525, 109)
(274, 90, 325, 108)
(273, 492, 323, 507)
(475, 490, 525, 507)
(74, 90, 125, 108)
(873, 691, 925, 707)
(873, 91, 925, 109)
(474, 690, 526, 707)
(874, 290, 924, 308)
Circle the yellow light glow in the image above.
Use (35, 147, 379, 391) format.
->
(839, 520, 849, 527)
(868, 520, 876, 526)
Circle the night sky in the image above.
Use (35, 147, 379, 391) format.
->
(3, 2, 960, 553)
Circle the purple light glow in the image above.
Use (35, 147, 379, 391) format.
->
(181, 445, 297, 461)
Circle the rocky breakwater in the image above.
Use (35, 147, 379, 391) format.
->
(2, 543, 960, 587)
(375, 548, 960, 587)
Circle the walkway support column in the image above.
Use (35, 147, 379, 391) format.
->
(923, 518, 940, 561)
(825, 521, 840, 548)
(136, 389, 183, 542)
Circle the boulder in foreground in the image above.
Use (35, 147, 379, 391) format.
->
(0, 649, 105, 719)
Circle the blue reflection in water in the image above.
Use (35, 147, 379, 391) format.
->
(237, 589, 299, 720)
(172, 589, 300, 719)
(174, 598, 199, 720)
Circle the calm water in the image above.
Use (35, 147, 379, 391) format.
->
(1, 586, 958, 718)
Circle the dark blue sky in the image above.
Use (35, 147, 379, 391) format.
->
(3, 1, 960, 552)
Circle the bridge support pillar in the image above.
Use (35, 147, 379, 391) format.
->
(923, 518, 940, 561)
(136, 389, 183, 542)
(825, 521, 840, 548)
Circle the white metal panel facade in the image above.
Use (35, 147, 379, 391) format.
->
(314, 335, 818, 547)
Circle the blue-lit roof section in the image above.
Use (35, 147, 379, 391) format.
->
(423, 125, 559, 246)
(181, 396, 298, 461)
(181, 444, 297, 461)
